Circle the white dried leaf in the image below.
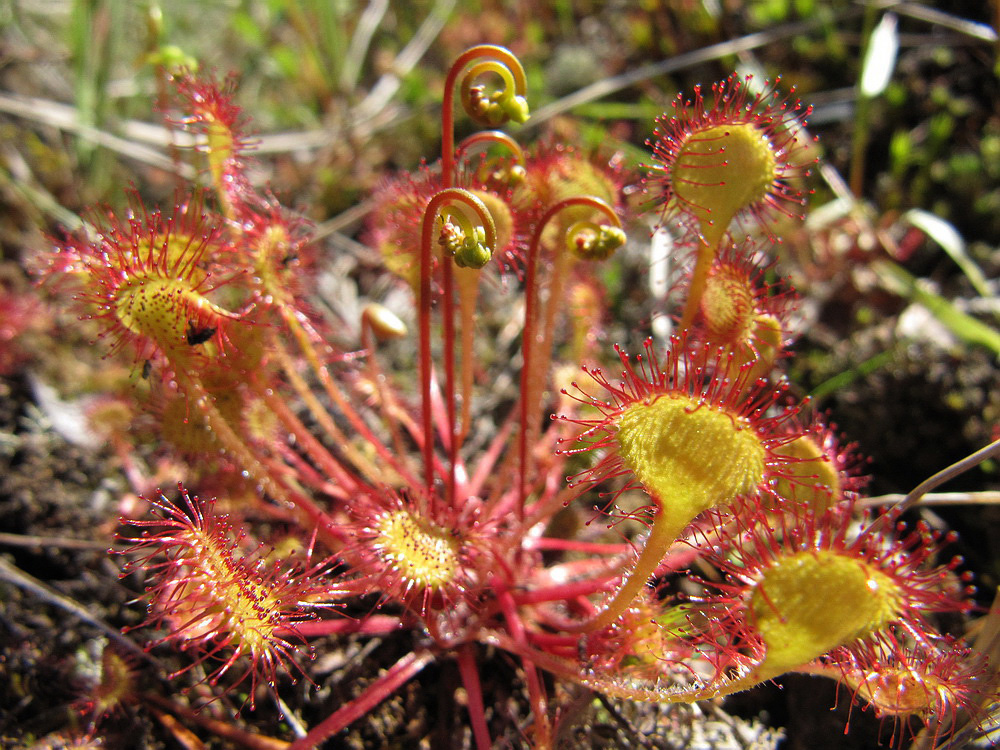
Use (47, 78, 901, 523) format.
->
(861, 13, 899, 97)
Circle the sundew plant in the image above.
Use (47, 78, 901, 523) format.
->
(19, 22, 1000, 750)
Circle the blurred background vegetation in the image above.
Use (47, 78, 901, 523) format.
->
(2, 1, 995, 228)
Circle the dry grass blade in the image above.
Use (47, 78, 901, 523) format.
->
(525, 11, 860, 128)
(341, 0, 390, 92)
(0, 531, 110, 550)
(0, 91, 194, 178)
(352, 0, 456, 124)
(0, 556, 157, 668)
(895, 2, 998, 42)
(862, 492, 1000, 508)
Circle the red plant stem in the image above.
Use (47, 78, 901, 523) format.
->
(442, 258, 457, 507)
(440, 55, 458, 507)
(277, 308, 420, 488)
(512, 576, 619, 606)
(360, 320, 411, 463)
(455, 129, 526, 171)
(456, 643, 493, 750)
(495, 580, 552, 749)
(275, 444, 351, 503)
(275, 327, 391, 484)
(535, 248, 572, 393)
(251, 375, 364, 495)
(525, 631, 580, 649)
(452, 132, 524, 451)
(282, 487, 349, 553)
(419, 195, 442, 491)
(418, 189, 497, 493)
(523, 537, 632, 554)
(518, 197, 622, 514)
(455, 278, 480, 448)
(467, 409, 516, 499)
(284, 614, 405, 639)
(429, 367, 452, 453)
(535, 555, 630, 582)
(516, 222, 544, 515)
(287, 650, 433, 750)
(435, 45, 525, 503)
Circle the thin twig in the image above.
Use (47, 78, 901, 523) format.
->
(0, 555, 156, 667)
(351, 0, 456, 124)
(891, 438, 1000, 517)
(142, 692, 291, 750)
(524, 11, 861, 128)
(865, 438, 1000, 538)
(895, 2, 998, 42)
(861, 491, 1000, 508)
(341, 0, 390, 92)
(0, 531, 110, 550)
(0, 92, 194, 178)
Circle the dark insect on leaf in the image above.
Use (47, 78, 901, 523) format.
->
(142, 359, 152, 379)
(186, 322, 216, 346)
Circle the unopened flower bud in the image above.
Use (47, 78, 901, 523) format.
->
(567, 223, 626, 262)
(362, 303, 408, 340)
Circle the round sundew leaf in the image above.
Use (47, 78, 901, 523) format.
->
(615, 393, 766, 518)
(751, 550, 900, 674)
(701, 263, 757, 345)
(672, 123, 777, 231)
(771, 433, 842, 511)
(373, 509, 461, 592)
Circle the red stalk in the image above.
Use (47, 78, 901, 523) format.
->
(512, 577, 619, 606)
(286, 615, 405, 639)
(518, 197, 622, 515)
(418, 189, 498, 496)
(287, 650, 433, 750)
(495, 580, 552, 748)
(457, 643, 493, 750)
